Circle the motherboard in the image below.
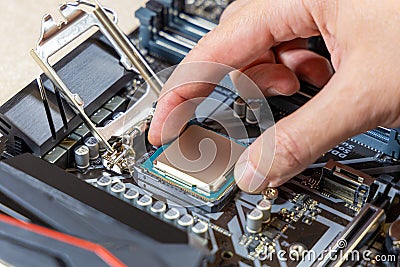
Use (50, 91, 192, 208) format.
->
(0, 1, 399, 267)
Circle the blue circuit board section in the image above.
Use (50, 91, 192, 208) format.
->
(351, 127, 400, 158)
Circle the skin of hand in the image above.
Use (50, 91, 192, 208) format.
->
(148, 0, 400, 193)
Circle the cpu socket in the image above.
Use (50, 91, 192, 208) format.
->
(141, 124, 246, 201)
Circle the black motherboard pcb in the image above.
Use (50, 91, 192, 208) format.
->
(0, 1, 398, 267)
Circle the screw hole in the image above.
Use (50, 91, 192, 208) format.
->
(221, 250, 233, 259)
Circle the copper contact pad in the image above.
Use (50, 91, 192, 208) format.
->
(154, 125, 245, 193)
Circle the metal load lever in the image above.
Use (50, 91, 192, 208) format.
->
(30, 0, 163, 153)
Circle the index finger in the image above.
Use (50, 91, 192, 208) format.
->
(148, 0, 322, 146)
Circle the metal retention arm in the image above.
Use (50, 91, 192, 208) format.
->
(30, 1, 164, 152)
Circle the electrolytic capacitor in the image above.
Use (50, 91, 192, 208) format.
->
(150, 201, 167, 217)
(233, 97, 246, 118)
(246, 102, 261, 124)
(74, 145, 90, 169)
(387, 220, 400, 255)
(110, 181, 126, 198)
(84, 137, 100, 160)
(96, 176, 112, 192)
(246, 208, 263, 233)
(137, 195, 152, 210)
(256, 199, 272, 223)
(164, 208, 180, 223)
(191, 221, 208, 238)
(178, 214, 194, 230)
(123, 188, 139, 204)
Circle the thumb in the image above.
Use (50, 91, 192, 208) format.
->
(149, 0, 327, 147)
(234, 56, 376, 193)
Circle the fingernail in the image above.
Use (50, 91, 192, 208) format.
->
(235, 159, 268, 193)
(265, 87, 280, 96)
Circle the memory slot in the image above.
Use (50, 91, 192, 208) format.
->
(136, 1, 216, 63)
(149, 35, 191, 63)
(146, 0, 213, 41)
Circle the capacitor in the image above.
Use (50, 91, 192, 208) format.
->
(233, 97, 246, 119)
(123, 188, 139, 204)
(137, 195, 152, 210)
(262, 187, 279, 204)
(84, 137, 100, 160)
(256, 199, 272, 223)
(246, 102, 261, 124)
(164, 208, 180, 223)
(150, 200, 167, 217)
(178, 214, 194, 230)
(110, 181, 126, 198)
(386, 220, 400, 255)
(246, 208, 263, 233)
(192, 221, 208, 238)
(96, 176, 112, 192)
(74, 145, 90, 169)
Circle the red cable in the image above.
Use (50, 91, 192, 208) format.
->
(0, 214, 126, 267)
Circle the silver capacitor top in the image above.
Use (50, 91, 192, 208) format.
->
(233, 97, 246, 119)
(246, 102, 261, 124)
(192, 221, 208, 237)
(137, 195, 153, 209)
(74, 145, 90, 169)
(151, 200, 167, 215)
(388, 220, 400, 254)
(123, 188, 139, 203)
(84, 136, 100, 160)
(164, 208, 180, 222)
(96, 176, 112, 191)
(178, 214, 194, 228)
(111, 181, 126, 197)
(246, 208, 263, 233)
(256, 199, 272, 223)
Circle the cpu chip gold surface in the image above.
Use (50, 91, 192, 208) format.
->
(154, 125, 246, 194)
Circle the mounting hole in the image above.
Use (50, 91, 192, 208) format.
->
(221, 250, 233, 259)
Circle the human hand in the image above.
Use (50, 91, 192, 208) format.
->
(148, 0, 400, 193)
